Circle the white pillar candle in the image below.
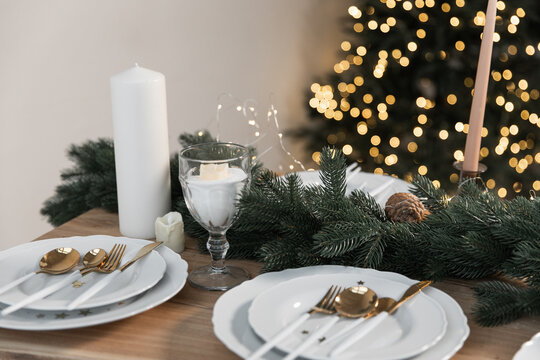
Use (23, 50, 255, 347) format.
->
(110, 64, 171, 239)
(155, 212, 185, 253)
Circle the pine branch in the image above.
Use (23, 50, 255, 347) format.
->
(313, 222, 370, 257)
(349, 190, 387, 221)
(318, 147, 347, 219)
(410, 175, 449, 211)
(473, 281, 540, 327)
(356, 231, 386, 269)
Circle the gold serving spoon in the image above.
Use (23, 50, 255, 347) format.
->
(0, 247, 107, 296)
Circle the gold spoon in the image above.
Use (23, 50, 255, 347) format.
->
(330, 281, 432, 356)
(79, 248, 107, 270)
(334, 285, 379, 318)
(0, 247, 107, 295)
(325, 296, 395, 343)
(282, 286, 378, 360)
(0, 247, 80, 295)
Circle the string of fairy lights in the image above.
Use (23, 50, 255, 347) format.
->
(308, 0, 539, 197)
(207, 93, 306, 172)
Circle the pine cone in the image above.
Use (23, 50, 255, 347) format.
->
(385, 193, 430, 223)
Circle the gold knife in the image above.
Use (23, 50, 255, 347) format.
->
(117, 241, 163, 272)
(387, 280, 433, 314)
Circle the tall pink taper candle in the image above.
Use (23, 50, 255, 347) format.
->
(462, 0, 497, 173)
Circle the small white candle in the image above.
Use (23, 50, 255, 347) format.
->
(200, 163, 229, 181)
(155, 212, 185, 253)
(110, 64, 171, 239)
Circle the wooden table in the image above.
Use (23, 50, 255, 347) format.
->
(0, 209, 538, 359)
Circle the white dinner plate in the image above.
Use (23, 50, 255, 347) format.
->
(249, 273, 447, 360)
(213, 265, 469, 360)
(0, 237, 167, 310)
(0, 235, 188, 330)
(514, 332, 540, 360)
(293, 171, 410, 206)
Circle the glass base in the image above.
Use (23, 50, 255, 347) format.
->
(188, 264, 250, 291)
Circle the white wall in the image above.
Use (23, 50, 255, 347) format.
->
(0, 0, 347, 249)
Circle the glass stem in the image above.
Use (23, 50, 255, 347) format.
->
(207, 231, 229, 272)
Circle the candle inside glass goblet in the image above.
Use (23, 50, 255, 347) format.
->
(179, 142, 250, 290)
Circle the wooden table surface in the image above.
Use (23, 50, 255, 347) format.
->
(0, 209, 538, 360)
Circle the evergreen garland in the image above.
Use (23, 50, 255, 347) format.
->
(42, 132, 540, 327)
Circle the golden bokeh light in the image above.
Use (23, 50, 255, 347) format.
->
(371, 135, 381, 146)
(348, 6, 362, 18)
(439, 130, 449, 140)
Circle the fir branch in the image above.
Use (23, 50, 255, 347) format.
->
(503, 240, 540, 286)
(258, 239, 298, 272)
(41, 138, 117, 226)
(356, 231, 386, 269)
(473, 281, 540, 327)
(349, 190, 387, 221)
(313, 222, 370, 257)
(318, 147, 347, 212)
(411, 175, 448, 211)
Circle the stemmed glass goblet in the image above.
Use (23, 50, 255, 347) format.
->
(178, 142, 251, 290)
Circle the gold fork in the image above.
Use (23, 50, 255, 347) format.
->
(80, 244, 127, 276)
(246, 285, 342, 360)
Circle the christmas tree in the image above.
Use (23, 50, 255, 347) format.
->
(296, 0, 539, 197)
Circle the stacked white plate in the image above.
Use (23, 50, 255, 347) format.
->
(0, 235, 188, 330)
(293, 170, 410, 207)
(213, 266, 469, 359)
(514, 332, 540, 360)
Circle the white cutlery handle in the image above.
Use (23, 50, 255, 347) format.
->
(1, 271, 82, 316)
(0, 272, 36, 295)
(283, 316, 340, 360)
(246, 312, 311, 360)
(330, 312, 388, 357)
(67, 270, 121, 310)
(324, 317, 366, 344)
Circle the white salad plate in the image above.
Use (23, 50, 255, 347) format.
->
(514, 332, 540, 360)
(294, 171, 410, 206)
(0, 235, 188, 330)
(0, 236, 167, 310)
(213, 265, 469, 360)
(248, 273, 447, 360)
